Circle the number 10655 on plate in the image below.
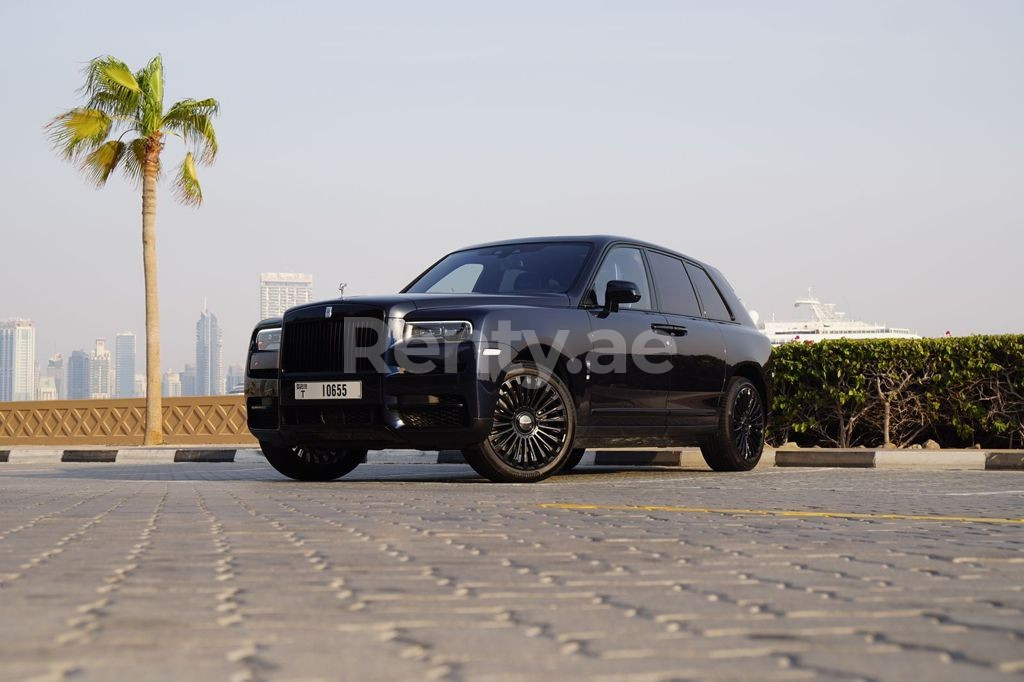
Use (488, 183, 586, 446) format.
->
(294, 381, 362, 400)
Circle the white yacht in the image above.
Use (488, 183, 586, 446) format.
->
(755, 294, 920, 346)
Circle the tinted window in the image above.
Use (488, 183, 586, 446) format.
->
(423, 263, 484, 293)
(406, 242, 591, 294)
(647, 251, 702, 317)
(591, 247, 651, 310)
(685, 263, 732, 321)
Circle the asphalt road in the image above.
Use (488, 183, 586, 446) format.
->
(1, 461, 1022, 681)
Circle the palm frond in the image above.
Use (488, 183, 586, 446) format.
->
(135, 55, 164, 135)
(86, 90, 135, 120)
(162, 98, 219, 164)
(82, 56, 141, 119)
(173, 151, 203, 206)
(46, 108, 113, 160)
(81, 140, 125, 187)
(164, 97, 219, 119)
(83, 56, 140, 97)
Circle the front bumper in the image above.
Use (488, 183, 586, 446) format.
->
(245, 343, 498, 450)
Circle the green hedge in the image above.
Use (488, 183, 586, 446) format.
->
(767, 336, 1024, 448)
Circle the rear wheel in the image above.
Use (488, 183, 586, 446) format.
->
(261, 443, 366, 481)
(701, 377, 765, 472)
(463, 364, 576, 483)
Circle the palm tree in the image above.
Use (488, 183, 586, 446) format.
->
(48, 55, 219, 445)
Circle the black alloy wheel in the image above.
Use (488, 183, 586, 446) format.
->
(261, 443, 366, 481)
(731, 384, 766, 462)
(700, 377, 765, 472)
(559, 448, 587, 473)
(463, 364, 577, 483)
(491, 373, 569, 469)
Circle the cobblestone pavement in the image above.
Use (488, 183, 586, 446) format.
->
(1, 461, 1022, 681)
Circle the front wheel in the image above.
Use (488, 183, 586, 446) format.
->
(701, 377, 765, 472)
(261, 443, 366, 481)
(558, 448, 586, 473)
(463, 364, 577, 483)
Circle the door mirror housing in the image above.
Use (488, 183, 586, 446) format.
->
(604, 280, 642, 313)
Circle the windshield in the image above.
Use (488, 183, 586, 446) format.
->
(405, 242, 592, 295)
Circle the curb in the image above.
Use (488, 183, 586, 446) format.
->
(2, 448, 262, 464)
(0, 448, 461, 465)
(986, 452, 1024, 470)
(776, 448, 1024, 471)
(593, 450, 686, 466)
(776, 449, 875, 468)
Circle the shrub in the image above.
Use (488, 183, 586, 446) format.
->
(767, 336, 1024, 448)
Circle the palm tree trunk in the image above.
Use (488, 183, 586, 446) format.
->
(142, 143, 162, 445)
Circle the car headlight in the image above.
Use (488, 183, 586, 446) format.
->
(404, 321, 473, 343)
(255, 328, 282, 351)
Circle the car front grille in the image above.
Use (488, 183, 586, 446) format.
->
(282, 405, 379, 427)
(281, 316, 385, 373)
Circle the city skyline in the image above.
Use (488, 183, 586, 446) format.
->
(0, 274, 315, 402)
(0, 312, 243, 401)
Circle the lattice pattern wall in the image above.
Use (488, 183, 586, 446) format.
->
(0, 397, 256, 446)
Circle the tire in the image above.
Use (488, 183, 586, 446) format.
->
(462, 363, 577, 483)
(559, 448, 586, 473)
(701, 377, 766, 472)
(261, 443, 366, 481)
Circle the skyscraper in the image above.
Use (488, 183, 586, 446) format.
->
(260, 272, 314, 320)
(44, 353, 64, 400)
(180, 364, 196, 397)
(67, 350, 91, 400)
(0, 319, 36, 402)
(114, 332, 137, 398)
(37, 377, 58, 400)
(196, 308, 224, 396)
(90, 339, 111, 399)
(226, 364, 244, 394)
(162, 369, 181, 397)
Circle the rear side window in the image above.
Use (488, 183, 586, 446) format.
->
(684, 263, 732, 321)
(647, 251, 701, 317)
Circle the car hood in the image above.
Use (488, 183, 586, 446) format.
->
(283, 293, 572, 320)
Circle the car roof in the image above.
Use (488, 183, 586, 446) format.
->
(459, 235, 709, 269)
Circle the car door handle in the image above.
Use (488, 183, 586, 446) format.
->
(651, 324, 688, 337)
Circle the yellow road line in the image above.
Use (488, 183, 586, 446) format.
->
(537, 503, 1024, 525)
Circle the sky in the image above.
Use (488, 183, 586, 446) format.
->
(0, 0, 1021, 371)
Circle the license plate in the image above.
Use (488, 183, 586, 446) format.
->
(294, 381, 362, 400)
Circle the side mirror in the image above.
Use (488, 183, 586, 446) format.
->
(604, 280, 642, 313)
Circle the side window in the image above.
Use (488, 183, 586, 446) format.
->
(647, 251, 702, 317)
(684, 263, 732, 321)
(591, 247, 652, 310)
(423, 263, 483, 293)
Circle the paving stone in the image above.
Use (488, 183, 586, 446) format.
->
(0, 462, 1021, 679)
